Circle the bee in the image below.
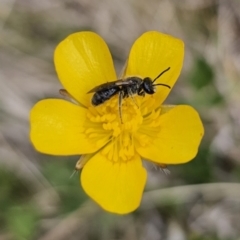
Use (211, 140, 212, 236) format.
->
(88, 67, 171, 121)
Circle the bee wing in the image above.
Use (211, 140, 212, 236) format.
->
(87, 80, 124, 93)
(115, 79, 129, 85)
(87, 85, 105, 93)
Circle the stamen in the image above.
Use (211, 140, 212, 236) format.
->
(84, 94, 161, 163)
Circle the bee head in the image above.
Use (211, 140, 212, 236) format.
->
(142, 77, 155, 94)
(142, 67, 172, 95)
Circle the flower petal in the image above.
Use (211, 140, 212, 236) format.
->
(54, 32, 117, 107)
(135, 105, 204, 164)
(125, 31, 184, 106)
(81, 153, 147, 214)
(30, 99, 105, 155)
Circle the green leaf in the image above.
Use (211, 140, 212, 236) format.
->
(189, 57, 214, 89)
(7, 205, 38, 240)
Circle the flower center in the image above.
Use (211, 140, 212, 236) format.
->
(84, 95, 145, 162)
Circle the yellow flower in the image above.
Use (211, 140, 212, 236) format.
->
(30, 31, 204, 214)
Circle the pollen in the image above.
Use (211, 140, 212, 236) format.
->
(84, 95, 148, 162)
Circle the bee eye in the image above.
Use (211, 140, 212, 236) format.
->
(143, 78, 155, 94)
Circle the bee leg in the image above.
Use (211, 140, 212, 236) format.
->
(118, 91, 124, 124)
(128, 88, 139, 108)
(137, 86, 145, 97)
(138, 90, 145, 97)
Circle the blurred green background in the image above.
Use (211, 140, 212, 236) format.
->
(1, 0, 240, 239)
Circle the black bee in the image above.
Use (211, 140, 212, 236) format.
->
(88, 67, 171, 121)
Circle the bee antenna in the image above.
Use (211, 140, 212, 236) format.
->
(153, 83, 171, 89)
(152, 67, 171, 83)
